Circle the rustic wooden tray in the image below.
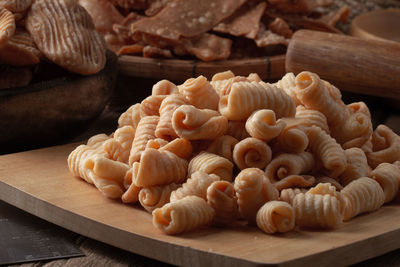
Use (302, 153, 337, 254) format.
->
(0, 143, 400, 267)
(117, 55, 286, 82)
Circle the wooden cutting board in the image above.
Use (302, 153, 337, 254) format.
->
(0, 143, 400, 267)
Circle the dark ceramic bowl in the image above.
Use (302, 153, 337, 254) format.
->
(0, 51, 118, 154)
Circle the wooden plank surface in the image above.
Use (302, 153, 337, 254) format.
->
(0, 144, 400, 267)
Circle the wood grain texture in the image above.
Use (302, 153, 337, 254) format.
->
(118, 55, 286, 83)
(286, 30, 400, 99)
(0, 144, 400, 267)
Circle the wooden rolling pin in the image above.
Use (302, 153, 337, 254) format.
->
(286, 29, 400, 99)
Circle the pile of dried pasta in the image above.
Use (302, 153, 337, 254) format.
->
(68, 70, 400, 235)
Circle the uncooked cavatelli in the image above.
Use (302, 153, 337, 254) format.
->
(366, 124, 400, 168)
(279, 188, 307, 205)
(275, 72, 301, 106)
(313, 176, 343, 191)
(179, 75, 219, 110)
(188, 151, 234, 182)
(118, 103, 142, 129)
(211, 70, 235, 82)
(234, 168, 278, 224)
(247, 73, 262, 82)
(256, 200, 295, 234)
(129, 115, 159, 165)
(156, 94, 188, 141)
(152, 195, 215, 235)
(121, 165, 141, 203)
(274, 118, 309, 154)
(347, 101, 371, 117)
(0, 0, 32, 13)
(274, 175, 315, 191)
(140, 95, 167, 117)
(306, 125, 347, 178)
(86, 133, 110, 148)
(295, 105, 330, 134)
(341, 177, 385, 221)
(339, 147, 370, 186)
(265, 151, 315, 182)
(206, 135, 239, 162)
(145, 138, 168, 150)
(219, 81, 296, 121)
(294, 71, 348, 127)
(159, 138, 193, 159)
(170, 171, 220, 202)
(293, 193, 343, 228)
(227, 120, 250, 141)
(103, 126, 135, 164)
(0, 6, 14, 48)
(206, 180, 238, 226)
(370, 163, 400, 203)
(307, 183, 345, 214)
(211, 75, 248, 96)
(245, 109, 286, 141)
(151, 79, 179, 95)
(172, 105, 228, 140)
(132, 148, 187, 188)
(139, 183, 180, 213)
(233, 137, 272, 170)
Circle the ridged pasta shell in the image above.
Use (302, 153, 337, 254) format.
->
(0, 6, 15, 48)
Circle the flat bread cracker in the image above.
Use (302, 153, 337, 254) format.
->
(182, 33, 232, 61)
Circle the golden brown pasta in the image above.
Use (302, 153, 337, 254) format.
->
(151, 79, 179, 95)
(366, 124, 400, 168)
(339, 147, 370, 186)
(129, 115, 159, 165)
(132, 148, 188, 187)
(256, 200, 295, 234)
(103, 126, 135, 164)
(234, 168, 278, 224)
(295, 105, 330, 134)
(341, 177, 385, 221)
(179, 75, 219, 110)
(139, 183, 181, 213)
(206, 135, 238, 162)
(306, 125, 347, 178)
(156, 94, 188, 141)
(152, 195, 215, 235)
(273, 118, 309, 154)
(245, 109, 286, 141)
(274, 175, 315, 191)
(219, 81, 296, 120)
(206, 180, 238, 226)
(145, 138, 169, 150)
(188, 151, 234, 182)
(211, 75, 248, 96)
(170, 171, 220, 202)
(275, 72, 302, 105)
(227, 120, 250, 141)
(347, 101, 371, 117)
(172, 105, 228, 140)
(140, 95, 167, 117)
(118, 103, 141, 129)
(279, 188, 307, 205)
(233, 137, 272, 170)
(265, 151, 315, 181)
(370, 163, 400, 203)
(159, 138, 193, 159)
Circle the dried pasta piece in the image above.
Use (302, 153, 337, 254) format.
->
(132, 148, 188, 187)
(295, 71, 348, 127)
(129, 115, 159, 165)
(139, 183, 180, 213)
(103, 126, 135, 164)
(0, 6, 15, 48)
(347, 101, 371, 117)
(314, 176, 343, 191)
(366, 124, 400, 168)
(121, 165, 141, 203)
(152, 195, 215, 235)
(273, 119, 309, 153)
(156, 94, 188, 141)
(227, 120, 250, 141)
(245, 109, 286, 142)
(152, 79, 179, 95)
(118, 103, 141, 129)
(0, 0, 32, 12)
(247, 73, 262, 83)
(275, 72, 301, 105)
(234, 168, 278, 224)
(159, 138, 192, 159)
(274, 175, 315, 191)
(256, 200, 295, 234)
(188, 152, 233, 182)
(371, 163, 400, 203)
(306, 125, 347, 178)
(279, 188, 307, 205)
(26, 0, 106, 75)
(170, 171, 220, 202)
(206, 180, 238, 226)
(265, 151, 314, 182)
(86, 133, 110, 148)
(172, 105, 228, 140)
(219, 81, 296, 121)
(233, 137, 272, 170)
(295, 105, 330, 134)
(293, 192, 343, 228)
(178, 75, 219, 110)
(306, 183, 345, 213)
(145, 138, 168, 150)
(341, 177, 385, 221)
(206, 135, 238, 162)
(212, 75, 249, 96)
(140, 95, 167, 117)
(339, 147, 370, 186)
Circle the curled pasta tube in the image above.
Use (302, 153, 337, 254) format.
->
(256, 200, 295, 234)
(234, 168, 278, 224)
(84, 155, 130, 186)
(227, 120, 250, 141)
(279, 188, 307, 205)
(179, 75, 219, 110)
(275, 72, 301, 106)
(313, 176, 343, 191)
(265, 151, 315, 181)
(103, 126, 135, 164)
(245, 109, 286, 141)
(371, 163, 400, 203)
(206, 135, 239, 162)
(273, 118, 309, 154)
(152, 195, 215, 235)
(233, 137, 272, 170)
(339, 147, 370, 186)
(151, 79, 179, 95)
(295, 105, 330, 134)
(159, 138, 193, 159)
(274, 175, 315, 191)
(211, 70, 235, 82)
(172, 105, 228, 140)
(207, 181, 238, 226)
(211, 75, 248, 96)
(118, 103, 141, 129)
(140, 95, 167, 117)
(188, 151, 234, 182)
(139, 183, 180, 213)
(121, 166, 141, 203)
